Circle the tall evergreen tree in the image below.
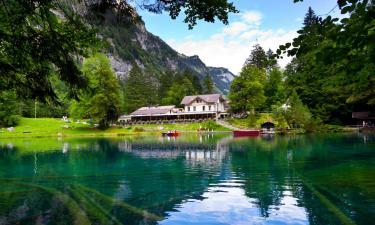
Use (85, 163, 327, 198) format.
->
(244, 44, 268, 69)
(203, 74, 215, 94)
(303, 7, 319, 27)
(123, 64, 154, 113)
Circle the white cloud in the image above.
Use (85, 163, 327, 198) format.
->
(241, 11, 262, 26)
(223, 22, 249, 36)
(166, 10, 297, 75)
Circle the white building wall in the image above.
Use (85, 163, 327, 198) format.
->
(183, 98, 226, 113)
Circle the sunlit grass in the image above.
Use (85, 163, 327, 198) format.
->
(0, 117, 230, 139)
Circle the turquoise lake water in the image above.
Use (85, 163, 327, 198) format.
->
(0, 133, 374, 225)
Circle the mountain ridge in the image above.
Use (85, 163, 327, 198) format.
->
(89, 11, 235, 95)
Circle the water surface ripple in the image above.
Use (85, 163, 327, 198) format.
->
(0, 133, 374, 225)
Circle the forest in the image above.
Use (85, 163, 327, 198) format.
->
(229, 1, 374, 129)
(0, 0, 374, 129)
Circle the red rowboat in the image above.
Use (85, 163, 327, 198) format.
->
(162, 131, 180, 137)
(233, 130, 260, 137)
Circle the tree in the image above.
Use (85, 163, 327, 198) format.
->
(158, 71, 177, 100)
(123, 64, 157, 113)
(1, 0, 238, 102)
(185, 72, 203, 94)
(162, 78, 196, 107)
(277, 2, 375, 123)
(70, 54, 120, 128)
(244, 44, 268, 69)
(229, 65, 267, 114)
(282, 91, 312, 128)
(265, 49, 278, 72)
(264, 68, 285, 110)
(303, 7, 319, 27)
(203, 74, 215, 94)
(0, 0, 98, 102)
(0, 91, 21, 127)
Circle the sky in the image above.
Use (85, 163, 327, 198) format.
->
(137, 0, 340, 74)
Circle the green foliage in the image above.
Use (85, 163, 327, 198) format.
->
(201, 120, 222, 130)
(264, 68, 286, 110)
(162, 78, 196, 107)
(277, 91, 312, 128)
(70, 54, 120, 128)
(181, 70, 203, 95)
(0, 91, 21, 127)
(123, 64, 158, 113)
(203, 74, 215, 94)
(229, 65, 267, 113)
(279, 2, 375, 123)
(0, 0, 98, 102)
(244, 44, 268, 69)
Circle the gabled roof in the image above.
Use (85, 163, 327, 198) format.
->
(130, 105, 175, 116)
(181, 94, 222, 105)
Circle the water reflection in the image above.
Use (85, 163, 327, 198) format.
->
(0, 133, 374, 225)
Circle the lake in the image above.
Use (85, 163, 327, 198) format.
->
(0, 133, 374, 225)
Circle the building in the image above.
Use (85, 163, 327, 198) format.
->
(352, 111, 375, 127)
(181, 94, 227, 114)
(118, 94, 229, 124)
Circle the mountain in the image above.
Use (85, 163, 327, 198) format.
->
(208, 67, 236, 94)
(88, 10, 235, 94)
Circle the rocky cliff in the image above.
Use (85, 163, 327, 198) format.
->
(89, 10, 235, 94)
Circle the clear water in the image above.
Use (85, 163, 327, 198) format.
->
(0, 133, 374, 225)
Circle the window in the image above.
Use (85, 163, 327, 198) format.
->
(203, 106, 205, 111)
(208, 106, 211, 111)
(188, 107, 190, 111)
(193, 106, 196, 111)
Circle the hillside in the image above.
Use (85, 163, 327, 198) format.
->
(88, 10, 235, 94)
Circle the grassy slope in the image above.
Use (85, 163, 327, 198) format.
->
(0, 118, 230, 139)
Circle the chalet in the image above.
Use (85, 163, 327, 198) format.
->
(118, 94, 229, 124)
(181, 94, 227, 114)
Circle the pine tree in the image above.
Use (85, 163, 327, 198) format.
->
(203, 74, 215, 94)
(303, 7, 319, 27)
(244, 44, 268, 69)
(123, 64, 148, 113)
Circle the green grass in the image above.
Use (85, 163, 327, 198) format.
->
(0, 118, 230, 139)
(226, 113, 284, 129)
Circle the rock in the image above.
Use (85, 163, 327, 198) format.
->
(7, 127, 14, 132)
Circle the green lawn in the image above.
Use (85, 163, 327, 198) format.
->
(0, 118, 230, 139)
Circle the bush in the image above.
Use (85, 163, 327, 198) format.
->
(133, 127, 144, 132)
(202, 120, 221, 130)
(0, 115, 21, 127)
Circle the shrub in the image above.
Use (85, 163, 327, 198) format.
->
(133, 127, 144, 132)
(202, 120, 221, 130)
(1, 115, 21, 127)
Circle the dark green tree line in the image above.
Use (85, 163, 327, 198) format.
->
(278, 1, 375, 123)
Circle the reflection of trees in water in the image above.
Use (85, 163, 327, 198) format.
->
(230, 134, 375, 224)
(230, 136, 296, 217)
(0, 134, 374, 224)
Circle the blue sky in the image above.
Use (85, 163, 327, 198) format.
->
(137, 0, 340, 74)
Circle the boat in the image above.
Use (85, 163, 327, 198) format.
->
(233, 130, 260, 137)
(162, 131, 180, 137)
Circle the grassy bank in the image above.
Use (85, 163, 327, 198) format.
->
(227, 116, 352, 134)
(0, 118, 230, 139)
